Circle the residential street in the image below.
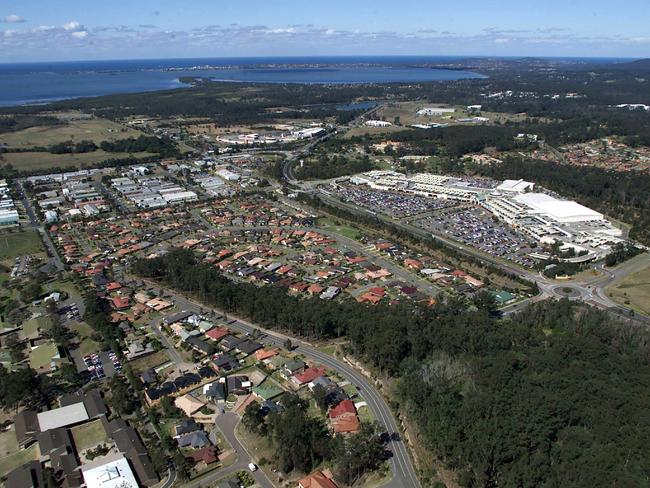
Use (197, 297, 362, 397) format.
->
(137, 278, 421, 488)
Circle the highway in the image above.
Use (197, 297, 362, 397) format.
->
(137, 279, 422, 488)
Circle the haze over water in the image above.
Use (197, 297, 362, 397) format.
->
(0, 56, 488, 106)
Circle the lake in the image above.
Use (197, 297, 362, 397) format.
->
(0, 56, 487, 107)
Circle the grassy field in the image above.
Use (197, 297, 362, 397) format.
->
(375, 101, 531, 127)
(0, 441, 39, 476)
(71, 322, 101, 356)
(0, 150, 156, 172)
(29, 342, 59, 370)
(0, 116, 144, 149)
(71, 419, 108, 451)
(0, 230, 44, 265)
(318, 217, 362, 240)
(607, 263, 650, 315)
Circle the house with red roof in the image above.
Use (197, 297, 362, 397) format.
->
(112, 296, 130, 310)
(329, 399, 360, 434)
(205, 326, 229, 342)
(298, 470, 339, 488)
(106, 282, 122, 292)
(292, 367, 327, 386)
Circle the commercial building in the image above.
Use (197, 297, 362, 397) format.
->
(81, 454, 139, 488)
(513, 193, 604, 223)
(0, 208, 19, 225)
(417, 107, 456, 116)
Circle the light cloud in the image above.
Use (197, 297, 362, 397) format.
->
(1, 21, 649, 61)
(3, 14, 26, 23)
(63, 21, 83, 31)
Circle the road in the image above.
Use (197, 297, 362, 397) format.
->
(17, 180, 65, 271)
(135, 280, 421, 488)
(184, 413, 274, 488)
(307, 188, 650, 323)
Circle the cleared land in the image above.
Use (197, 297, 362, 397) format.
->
(0, 116, 143, 149)
(128, 349, 171, 373)
(0, 150, 156, 172)
(0, 230, 43, 264)
(607, 262, 650, 315)
(375, 101, 531, 127)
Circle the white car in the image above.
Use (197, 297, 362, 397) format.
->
(248, 463, 258, 472)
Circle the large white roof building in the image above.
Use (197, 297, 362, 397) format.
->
(514, 193, 604, 223)
(81, 454, 138, 488)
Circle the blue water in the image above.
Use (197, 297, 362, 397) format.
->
(0, 56, 489, 107)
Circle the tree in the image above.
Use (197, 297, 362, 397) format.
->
(19, 280, 42, 303)
(242, 402, 265, 434)
(312, 384, 328, 413)
(109, 377, 135, 415)
(333, 423, 390, 485)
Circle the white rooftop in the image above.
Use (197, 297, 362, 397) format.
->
(497, 179, 535, 193)
(514, 193, 604, 223)
(81, 453, 138, 488)
(37, 402, 89, 431)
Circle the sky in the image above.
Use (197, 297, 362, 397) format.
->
(1, 0, 649, 62)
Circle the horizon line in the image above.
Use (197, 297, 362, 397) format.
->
(0, 54, 643, 66)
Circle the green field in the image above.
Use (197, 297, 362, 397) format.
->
(0, 440, 39, 476)
(0, 150, 156, 172)
(71, 419, 108, 451)
(607, 263, 650, 316)
(0, 230, 43, 264)
(70, 321, 101, 355)
(0, 116, 144, 149)
(29, 342, 59, 370)
(317, 217, 362, 240)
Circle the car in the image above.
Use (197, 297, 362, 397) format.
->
(248, 463, 258, 472)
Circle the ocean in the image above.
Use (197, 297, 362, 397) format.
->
(0, 56, 489, 107)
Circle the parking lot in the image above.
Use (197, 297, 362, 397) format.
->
(418, 206, 537, 267)
(331, 184, 456, 218)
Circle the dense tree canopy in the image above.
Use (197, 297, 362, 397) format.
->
(134, 249, 650, 487)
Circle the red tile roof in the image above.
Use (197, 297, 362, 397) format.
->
(205, 327, 229, 341)
(294, 366, 326, 384)
(329, 399, 356, 419)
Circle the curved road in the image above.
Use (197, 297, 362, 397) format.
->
(141, 284, 421, 488)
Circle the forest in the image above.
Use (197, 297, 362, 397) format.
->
(133, 249, 650, 488)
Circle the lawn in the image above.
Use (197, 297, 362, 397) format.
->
(1, 150, 156, 172)
(357, 404, 375, 423)
(22, 316, 51, 338)
(78, 337, 101, 356)
(607, 262, 650, 316)
(29, 342, 59, 370)
(0, 442, 39, 477)
(317, 217, 362, 240)
(70, 419, 108, 451)
(0, 230, 43, 263)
